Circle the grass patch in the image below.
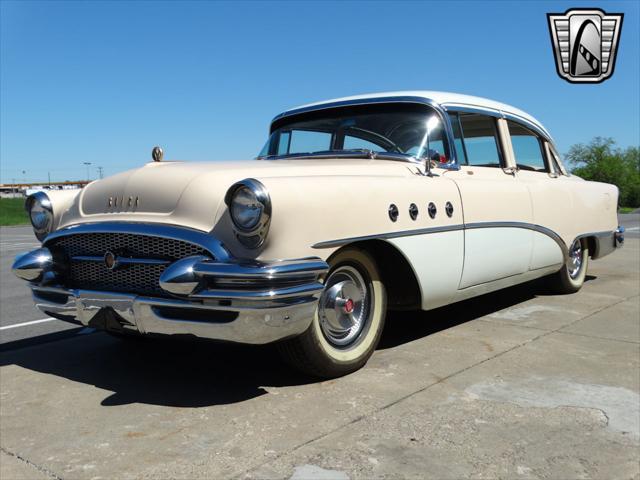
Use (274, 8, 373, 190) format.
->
(619, 206, 638, 214)
(0, 197, 29, 226)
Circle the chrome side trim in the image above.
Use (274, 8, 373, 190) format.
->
(465, 221, 567, 261)
(312, 221, 620, 265)
(43, 222, 230, 261)
(312, 222, 565, 252)
(313, 222, 567, 260)
(312, 224, 466, 249)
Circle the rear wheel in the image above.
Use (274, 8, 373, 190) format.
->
(547, 238, 589, 294)
(278, 248, 387, 378)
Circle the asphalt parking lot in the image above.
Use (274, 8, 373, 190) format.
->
(1, 218, 639, 479)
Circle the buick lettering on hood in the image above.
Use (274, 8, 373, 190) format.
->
(13, 92, 624, 377)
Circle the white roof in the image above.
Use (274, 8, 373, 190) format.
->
(280, 91, 551, 139)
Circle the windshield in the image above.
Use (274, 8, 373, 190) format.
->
(258, 103, 449, 162)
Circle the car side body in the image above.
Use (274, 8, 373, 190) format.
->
(13, 91, 624, 377)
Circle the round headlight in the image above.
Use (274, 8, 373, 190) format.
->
(25, 192, 53, 241)
(230, 186, 263, 231)
(225, 179, 271, 248)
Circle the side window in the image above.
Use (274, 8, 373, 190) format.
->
(277, 131, 291, 155)
(448, 112, 468, 165)
(548, 144, 568, 175)
(507, 121, 548, 172)
(458, 114, 502, 167)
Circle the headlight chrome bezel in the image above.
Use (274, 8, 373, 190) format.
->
(224, 178, 272, 249)
(25, 191, 54, 241)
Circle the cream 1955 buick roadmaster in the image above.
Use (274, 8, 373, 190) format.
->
(13, 91, 624, 377)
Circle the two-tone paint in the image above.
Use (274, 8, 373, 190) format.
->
(12, 91, 623, 344)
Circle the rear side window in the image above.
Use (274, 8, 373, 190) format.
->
(507, 120, 547, 172)
(457, 114, 502, 167)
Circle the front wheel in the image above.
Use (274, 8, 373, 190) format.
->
(277, 248, 387, 378)
(546, 238, 589, 294)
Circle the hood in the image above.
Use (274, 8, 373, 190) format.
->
(61, 159, 417, 232)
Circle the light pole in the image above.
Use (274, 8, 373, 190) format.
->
(97, 166, 104, 179)
(83, 162, 92, 181)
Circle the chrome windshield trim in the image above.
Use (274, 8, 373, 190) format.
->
(271, 96, 436, 126)
(258, 150, 421, 164)
(269, 96, 460, 168)
(44, 222, 230, 261)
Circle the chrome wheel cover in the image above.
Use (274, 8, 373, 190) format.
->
(568, 240, 583, 279)
(318, 265, 371, 347)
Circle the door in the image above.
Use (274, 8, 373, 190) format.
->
(506, 120, 568, 269)
(444, 112, 533, 289)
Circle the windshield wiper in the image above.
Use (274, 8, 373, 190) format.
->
(257, 149, 418, 162)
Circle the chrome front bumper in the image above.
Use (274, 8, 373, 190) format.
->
(29, 285, 319, 344)
(13, 224, 329, 344)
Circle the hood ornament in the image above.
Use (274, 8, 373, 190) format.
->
(152, 146, 164, 162)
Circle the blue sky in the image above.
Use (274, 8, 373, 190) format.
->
(1, 0, 638, 183)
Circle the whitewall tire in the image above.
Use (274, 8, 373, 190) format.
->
(547, 238, 589, 294)
(277, 247, 387, 378)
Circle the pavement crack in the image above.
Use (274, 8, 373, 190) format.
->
(552, 330, 640, 345)
(234, 294, 639, 479)
(1, 446, 64, 480)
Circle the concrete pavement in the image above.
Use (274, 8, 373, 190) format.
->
(0, 236, 638, 479)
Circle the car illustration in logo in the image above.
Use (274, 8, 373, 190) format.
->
(547, 8, 623, 83)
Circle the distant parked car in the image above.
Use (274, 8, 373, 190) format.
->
(13, 91, 624, 377)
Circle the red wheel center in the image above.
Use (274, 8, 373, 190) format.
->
(343, 298, 354, 314)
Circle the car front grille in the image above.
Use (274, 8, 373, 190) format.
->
(49, 233, 210, 296)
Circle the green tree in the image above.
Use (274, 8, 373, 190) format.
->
(566, 137, 639, 208)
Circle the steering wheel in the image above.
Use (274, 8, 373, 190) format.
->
(343, 126, 403, 153)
